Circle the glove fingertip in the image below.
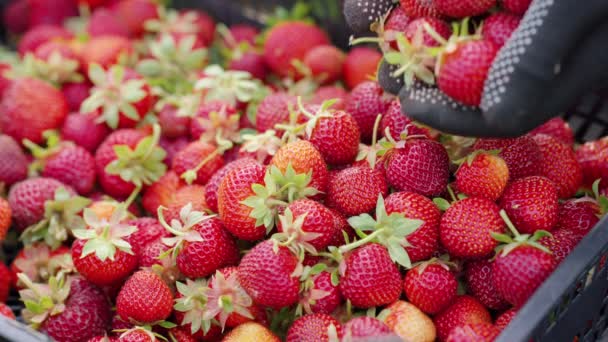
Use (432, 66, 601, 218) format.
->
(343, 0, 394, 34)
(378, 59, 404, 95)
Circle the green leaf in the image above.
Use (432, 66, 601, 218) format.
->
(158, 321, 177, 329)
(120, 103, 140, 120)
(387, 241, 412, 268)
(347, 214, 377, 232)
(88, 64, 106, 86)
(433, 198, 451, 211)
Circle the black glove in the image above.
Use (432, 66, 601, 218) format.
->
(344, 0, 608, 137)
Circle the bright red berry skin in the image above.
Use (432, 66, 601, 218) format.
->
(446, 322, 500, 342)
(72, 239, 139, 287)
(0, 134, 28, 187)
(255, 93, 297, 133)
(311, 86, 348, 110)
(538, 229, 579, 264)
(204, 158, 258, 213)
(303, 45, 345, 84)
(474, 136, 543, 180)
(345, 81, 390, 142)
(286, 313, 343, 342)
(18, 25, 73, 56)
(116, 271, 174, 324)
(343, 47, 382, 90)
(400, 0, 442, 18)
(114, 0, 159, 37)
(495, 308, 517, 330)
(158, 105, 190, 139)
(343, 316, 393, 339)
(270, 140, 329, 196)
(139, 240, 169, 268)
(61, 113, 110, 153)
(503, 0, 532, 15)
(492, 246, 557, 307)
(483, 13, 521, 48)
(405, 17, 452, 47)
(530, 117, 575, 146)
(385, 191, 441, 262)
(87, 7, 131, 38)
(125, 217, 170, 254)
(0, 302, 15, 320)
(386, 139, 450, 197)
(435, 0, 496, 18)
(238, 240, 301, 309)
(440, 198, 505, 259)
(42, 145, 96, 195)
(0, 262, 10, 302)
(172, 141, 224, 185)
(62, 82, 91, 113)
(307, 111, 360, 166)
(464, 259, 510, 311)
(455, 153, 509, 201)
(438, 40, 498, 106)
(500, 176, 559, 234)
(326, 166, 388, 217)
(282, 199, 337, 251)
(385, 6, 411, 35)
(142, 171, 181, 216)
(532, 134, 582, 198)
(576, 138, 608, 188)
(555, 199, 600, 241)
(433, 295, 492, 342)
(381, 99, 431, 139)
(308, 271, 342, 314)
(339, 243, 402, 308)
(404, 264, 458, 314)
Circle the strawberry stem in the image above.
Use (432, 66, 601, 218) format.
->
(181, 148, 222, 185)
(499, 209, 520, 237)
(338, 228, 386, 254)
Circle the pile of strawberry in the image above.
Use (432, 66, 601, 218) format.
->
(0, 0, 606, 342)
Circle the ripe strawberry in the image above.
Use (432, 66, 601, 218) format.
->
(503, 0, 532, 15)
(384, 191, 441, 262)
(576, 138, 608, 187)
(483, 13, 521, 48)
(384, 6, 411, 46)
(142, 171, 181, 216)
(205, 158, 258, 213)
(404, 262, 458, 314)
(386, 138, 450, 197)
(305, 107, 360, 166)
(114, 0, 159, 37)
(0, 262, 9, 302)
(271, 140, 329, 195)
(300, 270, 342, 314)
(18, 25, 73, 56)
(3, 0, 29, 34)
(433, 296, 492, 342)
(405, 17, 453, 47)
(455, 152, 509, 201)
(87, 8, 131, 38)
(339, 243, 402, 308)
(229, 51, 268, 80)
(438, 40, 498, 106)
(61, 112, 110, 153)
(500, 176, 559, 234)
(531, 117, 575, 146)
(538, 229, 578, 264)
(0, 63, 12, 99)
(473, 136, 543, 180)
(326, 166, 388, 217)
(9, 178, 73, 231)
(556, 199, 600, 240)
(172, 140, 224, 185)
(345, 81, 390, 142)
(532, 134, 582, 198)
(0, 198, 10, 242)
(311, 86, 349, 110)
(464, 259, 509, 310)
(435, 0, 496, 18)
(160, 137, 189, 168)
(189, 101, 239, 141)
(81, 36, 133, 69)
(264, 21, 330, 78)
(286, 313, 343, 342)
(277, 199, 337, 252)
(0, 78, 68, 144)
(384, 300, 437, 342)
(256, 93, 297, 133)
(0, 302, 15, 320)
(303, 45, 345, 84)
(0, 134, 28, 187)
(163, 185, 208, 223)
(238, 240, 301, 309)
(400, 0, 442, 18)
(446, 323, 500, 342)
(125, 217, 169, 254)
(62, 82, 92, 112)
(168, 327, 197, 342)
(27, 0, 77, 28)
(222, 322, 280, 342)
(157, 105, 190, 139)
(10, 244, 72, 289)
(495, 308, 517, 330)
(343, 316, 393, 340)
(343, 47, 382, 89)
(116, 270, 174, 324)
(225, 24, 259, 47)
(139, 240, 170, 268)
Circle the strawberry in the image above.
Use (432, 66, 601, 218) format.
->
(503, 0, 532, 15)
(400, 0, 442, 18)
(0, 198, 10, 242)
(311, 86, 349, 110)
(343, 0, 394, 34)
(0, 262, 9, 302)
(163, 185, 208, 223)
(81, 36, 133, 69)
(0, 302, 15, 320)
(404, 261, 458, 314)
(18, 25, 73, 56)
(9, 178, 73, 231)
(405, 17, 453, 47)
(455, 151, 509, 201)
(576, 138, 608, 187)
(473, 136, 543, 180)
(500, 176, 559, 234)
(464, 259, 509, 310)
(142, 171, 181, 216)
(339, 243, 402, 308)
(10, 244, 72, 289)
(189, 101, 239, 141)
(3, 0, 29, 34)
(482, 13, 521, 48)
(383, 6, 412, 50)
(158, 105, 190, 139)
(556, 199, 601, 240)
(495, 308, 517, 330)
(435, 0, 496, 18)
(125, 217, 170, 254)
(538, 229, 578, 264)
(139, 240, 170, 268)
(18, 275, 112, 342)
(0, 134, 29, 187)
(116, 270, 174, 324)
(532, 134, 582, 198)
(386, 138, 450, 197)
(172, 141, 225, 185)
(62, 82, 92, 112)
(229, 51, 268, 80)
(226, 24, 259, 47)
(27, 0, 77, 28)
(299, 270, 342, 315)
(342, 316, 393, 340)
(238, 240, 301, 309)
(286, 313, 343, 342)
(342, 47, 382, 89)
(345, 81, 390, 142)
(438, 40, 498, 106)
(433, 296, 492, 342)
(0, 78, 68, 144)
(222, 322, 280, 342)
(168, 327, 197, 342)
(446, 323, 500, 342)
(256, 93, 297, 133)
(264, 21, 330, 78)
(383, 300, 437, 342)
(276, 199, 338, 253)
(72, 207, 139, 286)
(303, 45, 345, 84)
(205, 158, 258, 213)
(531, 117, 575, 146)
(326, 166, 388, 217)
(0, 63, 12, 99)
(270, 140, 329, 195)
(173, 278, 224, 338)
(61, 112, 110, 153)
(114, 0, 159, 37)
(87, 8, 131, 38)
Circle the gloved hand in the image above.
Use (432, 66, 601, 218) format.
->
(344, 0, 608, 137)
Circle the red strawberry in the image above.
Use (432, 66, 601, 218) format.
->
(160, 137, 189, 168)
(404, 262, 458, 314)
(0, 302, 15, 320)
(500, 176, 559, 234)
(438, 40, 498, 106)
(343, 47, 382, 89)
(0, 198, 10, 242)
(10, 244, 72, 289)
(503, 0, 532, 15)
(81, 36, 133, 69)
(238, 240, 301, 309)
(256, 93, 297, 133)
(446, 322, 500, 342)
(455, 151, 509, 201)
(3, 0, 29, 34)
(278, 199, 338, 252)
(435, 0, 496, 18)
(226, 24, 259, 47)
(305, 106, 360, 166)
(0, 262, 9, 302)
(205, 158, 258, 213)
(538, 229, 578, 264)
(345, 81, 390, 142)
(61, 112, 110, 153)
(311, 86, 349, 110)
(300, 270, 342, 315)
(125, 217, 169, 254)
(400, 0, 442, 18)
(495, 308, 517, 330)
(142, 171, 181, 216)
(139, 240, 170, 268)
(0, 134, 28, 187)
(264, 21, 330, 78)
(0, 78, 68, 144)
(229, 51, 268, 80)
(343, 316, 393, 340)
(382, 99, 431, 140)
(433, 295, 492, 342)
(555, 199, 601, 240)
(576, 138, 608, 187)
(326, 166, 388, 217)
(27, 0, 77, 28)
(114, 0, 159, 37)
(339, 243, 402, 308)
(116, 270, 174, 324)
(62, 82, 92, 112)
(18, 25, 73, 56)
(158, 105, 190, 139)
(473, 136, 543, 180)
(271, 140, 329, 196)
(303, 45, 345, 84)
(189, 101, 239, 141)
(384, 6, 411, 46)
(0, 63, 12, 99)
(163, 185, 208, 223)
(405, 17, 452, 47)
(464, 259, 509, 310)
(172, 141, 224, 185)
(531, 117, 575, 146)
(286, 313, 343, 342)
(386, 138, 450, 197)
(482, 13, 521, 48)
(87, 8, 131, 38)
(532, 134, 582, 198)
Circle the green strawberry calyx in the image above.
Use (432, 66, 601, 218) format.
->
(203, 270, 254, 332)
(195, 65, 261, 107)
(72, 206, 138, 261)
(21, 187, 92, 250)
(298, 97, 338, 139)
(240, 130, 283, 163)
(137, 33, 207, 80)
(491, 209, 552, 257)
(118, 326, 168, 342)
(453, 149, 502, 167)
(241, 164, 319, 231)
(80, 64, 149, 129)
(18, 273, 71, 329)
(356, 114, 386, 169)
(592, 179, 608, 216)
(22, 130, 64, 175)
(412, 254, 458, 274)
(105, 123, 167, 188)
(20, 51, 83, 87)
(158, 203, 213, 260)
(425, 17, 481, 77)
(13, 244, 75, 288)
(296, 263, 331, 317)
(272, 208, 322, 260)
(192, 105, 242, 147)
(174, 278, 216, 335)
(384, 31, 437, 88)
(340, 195, 424, 269)
(180, 139, 231, 185)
